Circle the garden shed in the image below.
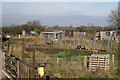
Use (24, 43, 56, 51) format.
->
(42, 31, 63, 44)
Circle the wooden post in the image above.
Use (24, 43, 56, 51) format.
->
(17, 61, 20, 79)
(8, 39, 10, 54)
(112, 54, 114, 64)
(20, 62, 23, 78)
(84, 56, 87, 70)
(22, 63, 24, 79)
(21, 38, 24, 79)
(57, 58, 59, 68)
(89, 56, 92, 71)
(27, 66, 30, 78)
(97, 56, 99, 70)
(32, 49, 35, 78)
(108, 55, 110, 70)
(105, 56, 106, 70)
(22, 38, 24, 60)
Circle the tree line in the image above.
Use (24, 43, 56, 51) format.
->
(2, 20, 45, 35)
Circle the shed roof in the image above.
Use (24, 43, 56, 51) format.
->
(42, 31, 63, 34)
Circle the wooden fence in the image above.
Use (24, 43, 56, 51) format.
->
(4, 53, 36, 79)
(3, 52, 60, 80)
(26, 57, 85, 71)
(2, 39, 60, 79)
(26, 54, 114, 72)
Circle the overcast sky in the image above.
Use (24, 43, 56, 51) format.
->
(2, 2, 118, 27)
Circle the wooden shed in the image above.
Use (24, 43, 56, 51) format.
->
(42, 31, 63, 44)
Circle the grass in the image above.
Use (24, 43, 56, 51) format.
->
(10, 37, 23, 40)
(9, 37, 31, 41)
(45, 66, 119, 78)
(52, 51, 89, 58)
(46, 69, 66, 78)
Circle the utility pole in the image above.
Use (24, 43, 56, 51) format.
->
(109, 32, 112, 56)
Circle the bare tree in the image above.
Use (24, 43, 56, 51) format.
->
(108, 10, 120, 29)
(108, 5, 120, 73)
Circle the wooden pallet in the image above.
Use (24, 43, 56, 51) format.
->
(88, 54, 109, 71)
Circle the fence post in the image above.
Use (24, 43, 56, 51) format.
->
(8, 39, 10, 54)
(57, 58, 59, 68)
(84, 56, 87, 70)
(21, 38, 25, 79)
(112, 54, 114, 64)
(17, 61, 20, 79)
(22, 38, 25, 60)
(27, 66, 29, 78)
(32, 49, 35, 78)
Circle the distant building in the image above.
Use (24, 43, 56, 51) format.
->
(64, 29, 74, 37)
(22, 30, 26, 37)
(42, 31, 63, 44)
(95, 30, 117, 40)
(95, 31, 101, 40)
(79, 32, 86, 36)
